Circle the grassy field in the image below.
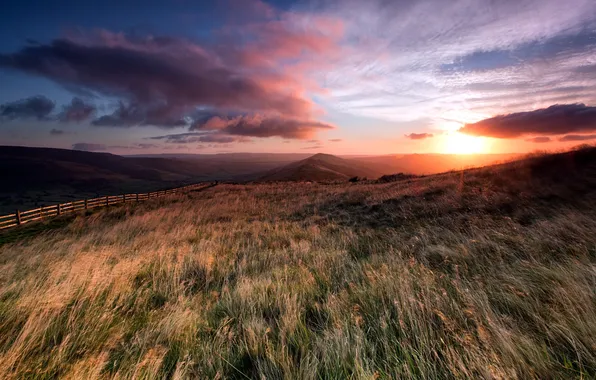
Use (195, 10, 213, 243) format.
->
(0, 148, 595, 379)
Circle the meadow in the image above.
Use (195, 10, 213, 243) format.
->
(0, 147, 594, 379)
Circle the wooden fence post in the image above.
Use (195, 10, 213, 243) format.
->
(84, 199, 88, 210)
(122, 194, 125, 203)
(40, 206, 44, 220)
(57, 203, 61, 215)
(136, 193, 139, 202)
(16, 209, 21, 225)
(105, 196, 109, 207)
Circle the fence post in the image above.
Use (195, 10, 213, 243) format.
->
(40, 205, 44, 220)
(136, 193, 139, 202)
(105, 196, 109, 207)
(57, 203, 61, 215)
(84, 199, 88, 210)
(122, 194, 125, 203)
(16, 209, 21, 225)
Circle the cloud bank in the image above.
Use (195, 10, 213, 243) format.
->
(558, 134, 596, 141)
(0, 96, 54, 121)
(405, 133, 434, 140)
(72, 143, 107, 151)
(459, 104, 596, 138)
(526, 136, 552, 143)
(0, 9, 343, 141)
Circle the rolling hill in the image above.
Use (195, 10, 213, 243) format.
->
(351, 152, 521, 175)
(259, 153, 381, 181)
(0, 146, 216, 213)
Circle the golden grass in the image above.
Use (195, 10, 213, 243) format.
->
(0, 148, 595, 379)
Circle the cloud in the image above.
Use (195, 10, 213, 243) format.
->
(90, 101, 188, 128)
(191, 115, 335, 139)
(72, 143, 107, 151)
(558, 134, 596, 141)
(0, 95, 97, 124)
(0, 19, 341, 129)
(459, 104, 596, 138)
(302, 145, 323, 150)
(525, 136, 552, 143)
(58, 97, 96, 122)
(0, 96, 54, 121)
(328, 138, 343, 142)
(317, 0, 596, 129)
(50, 128, 65, 135)
(405, 133, 433, 140)
(109, 143, 159, 149)
(148, 132, 250, 144)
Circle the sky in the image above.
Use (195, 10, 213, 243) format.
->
(0, 0, 595, 155)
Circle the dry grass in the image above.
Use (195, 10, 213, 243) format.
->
(0, 148, 595, 379)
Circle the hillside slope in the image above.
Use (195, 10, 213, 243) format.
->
(260, 153, 381, 181)
(0, 146, 213, 213)
(0, 146, 206, 190)
(0, 147, 595, 378)
(353, 152, 521, 175)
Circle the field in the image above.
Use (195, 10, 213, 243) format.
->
(0, 148, 595, 379)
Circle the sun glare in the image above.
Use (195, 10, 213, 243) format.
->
(442, 132, 488, 154)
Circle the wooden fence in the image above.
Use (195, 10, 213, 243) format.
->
(0, 182, 213, 230)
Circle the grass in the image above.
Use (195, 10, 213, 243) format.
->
(0, 148, 595, 379)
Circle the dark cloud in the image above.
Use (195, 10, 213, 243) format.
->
(558, 134, 596, 142)
(0, 33, 316, 127)
(302, 145, 323, 150)
(72, 143, 107, 151)
(328, 138, 342, 142)
(0, 95, 54, 121)
(525, 136, 552, 143)
(405, 133, 433, 140)
(191, 115, 334, 139)
(307, 139, 320, 143)
(109, 143, 159, 149)
(198, 134, 238, 143)
(148, 131, 249, 144)
(58, 97, 96, 122)
(91, 101, 188, 128)
(460, 104, 596, 138)
(50, 128, 65, 135)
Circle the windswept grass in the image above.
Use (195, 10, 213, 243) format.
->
(0, 148, 595, 379)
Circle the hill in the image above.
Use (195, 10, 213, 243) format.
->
(0, 146, 206, 189)
(0, 146, 306, 213)
(0, 147, 594, 378)
(352, 152, 521, 175)
(259, 153, 381, 181)
(0, 146, 217, 213)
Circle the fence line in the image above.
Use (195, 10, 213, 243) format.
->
(0, 182, 214, 231)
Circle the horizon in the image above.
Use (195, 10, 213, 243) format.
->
(1, 0, 596, 155)
(0, 143, 531, 157)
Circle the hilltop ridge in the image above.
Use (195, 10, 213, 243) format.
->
(259, 153, 381, 181)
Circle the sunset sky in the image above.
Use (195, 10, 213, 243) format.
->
(1, 0, 595, 155)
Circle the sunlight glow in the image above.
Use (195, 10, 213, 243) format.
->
(442, 132, 489, 154)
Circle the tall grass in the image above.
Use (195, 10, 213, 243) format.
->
(0, 148, 595, 379)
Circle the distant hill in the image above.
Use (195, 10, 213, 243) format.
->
(0, 146, 207, 191)
(259, 153, 381, 182)
(353, 153, 521, 175)
(0, 146, 221, 213)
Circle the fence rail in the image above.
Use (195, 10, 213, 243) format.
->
(0, 182, 213, 231)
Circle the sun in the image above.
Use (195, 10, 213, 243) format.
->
(442, 132, 488, 154)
